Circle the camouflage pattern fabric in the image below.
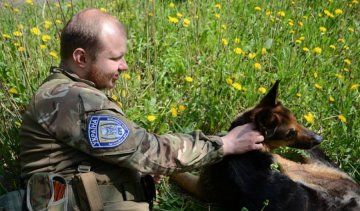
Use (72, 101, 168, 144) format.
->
(20, 67, 224, 185)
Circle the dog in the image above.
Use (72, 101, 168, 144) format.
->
(171, 81, 360, 211)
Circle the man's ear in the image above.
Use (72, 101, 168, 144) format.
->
(73, 48, 87, 68)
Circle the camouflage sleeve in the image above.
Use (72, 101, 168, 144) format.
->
(44, 83, 224, 175)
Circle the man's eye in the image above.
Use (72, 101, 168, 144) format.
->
(286, 128, 297, 139)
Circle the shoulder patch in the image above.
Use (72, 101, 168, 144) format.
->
(87, 115, 130, 149)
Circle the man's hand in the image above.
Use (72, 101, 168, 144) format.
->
(221, 123, 264, 155)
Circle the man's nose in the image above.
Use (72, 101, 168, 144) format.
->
(118, 58, 128, 71)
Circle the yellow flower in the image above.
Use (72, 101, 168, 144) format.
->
(171, 107, 177, 117)
(13, 31, 23, 37)
(266, 11, 271, 16)
(44, 20, 52, 29)
(298, 21, 304, 27)
(18, 46, 25, 52)
(303, 47, 309, 52)
(41, 35, 51, 42)
(352, 0, 359, 4)
(350, 84, 360, 90)
(49, 51, 59, 59)
(176, 12, 183, 17)
(329, 96, 335, 102)
(15, 121, 22, 128)
(40, 44, 47, 49)
(299, 36, 305, 41)
(179, 105, 186, 112)
(232, 83, 242, 91)
(343, 68, 349, 72)
(111, 95, 118, 101)
(277, 11, 285, 17)
(313, 47, 322, 54)
(169, 3, 175, 8)
(313, 72, 318, 78)
(295, 39, 302, 44)
(168, 16, 179, 23)
(234, 38, 241, 44)
(314, 83, 322, 90)
(66, 3, 72, 8)
(2, 33, 11, 39)
(122, 73, 131, 80)
(319, 26, 327, 32)
(214, 13, 220, 18)
(254, 63, 262, 70)
(147, 115, 156, 122)
(344, 59, 351, 65)
(348, 27, 354, 33)
(248, 53, 256, 59)
(288, 20, 294, 26)
(214, 3, 221, 9)
(289, 30, 295, 34)
(335, 9, 343, 15)
(226, 78, 233, 85)
(335, 74, 344, 80)
(31, 27, 41, 36)
(26, 0, 33, 5)
(329, 45, 336, 50)
(8, 87, 18, 94)
(324, 9, 334, 18)
(183, 18, 190, 27)
(222, 38, 228, 46)
(234, 47, 244, 55)
(100, 7, 107, 12)
(337, 38, 345, 43)
(258, 86, 267, 94)
(338, 114, 346, 123)
(261, 48, 267, 55)
(254, 6, 261, 11)
(296, 93, 302, 97)
(304, 112, 315, 124)
(13, 8, 20, 13)
(185, 76, 193, 83)
(55, 19, 62, 24)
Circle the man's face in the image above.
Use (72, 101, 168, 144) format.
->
(87, 24, 128, 90)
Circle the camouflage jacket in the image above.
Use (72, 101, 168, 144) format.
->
(20, 67, 224, 183)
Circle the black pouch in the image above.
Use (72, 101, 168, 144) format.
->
(26, 173, 68, 211)
(140, 175, 156, 210)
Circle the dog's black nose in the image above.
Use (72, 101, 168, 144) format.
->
(313, 134, 323, 145)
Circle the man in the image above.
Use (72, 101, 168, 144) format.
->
(20, 8, 264, 210)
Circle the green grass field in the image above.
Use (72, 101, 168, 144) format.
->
(0, 0, 359, 209)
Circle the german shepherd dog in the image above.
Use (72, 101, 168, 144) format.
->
(171, 81, 360, 211)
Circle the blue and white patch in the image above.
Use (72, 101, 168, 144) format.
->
(87, 115, 129, 149)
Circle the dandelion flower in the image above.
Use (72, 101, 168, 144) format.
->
(232, 83, 242, 91)
(344, 59, 351, 65)
(303, 47, 309, 52)
(40, 45, 47, 49)
(254, 63, 262, 70)
(335, 74, 344, 80)
(183, 18, 190, 27)
(329, 96, 335, 102)
(13, 8, 20, 13)
(214, 4, 221, 9)
(222, 38, 228, 46)
(338, 114, 346, 123)
(13, 31, 22, 37)
(319, 26, 327, 32)
(329, 45, 336, 50)
(147, 115, 156, 122)
(179, 105, 186, 112)
(55, 19, 62, 24)
(226, 78, 233, 85)
(296, 93, 302, 97)
(44, 20, 52, 29)
(261, 48, 267, 55)
(258, 86, 267, 94)
(298, 21, 304, 27)
(315, 83, 322, 90)
(111, 95, 118, 101)
(185, 76, 193, 83)
(335, 9, 343, 15)
(304, 112, 315, 124)
(254, 6, 261, 11)
(122, 73, 131, 80)
(26, 0, 33, 5)
(49, 51, 59, 59)
(169, 3, 175, 8)
(248, 53, 256, 59)
(214, 13, 220, 18)
(8, 87, 18, 94)
(41, 35, 51, 42)
(18, 46, 25, 52)
(277, 11, 285, 17)
(30, 27, 41, 36)
(337, 38, 345, 43)
(176, 12, 183, 17)
(234, 38, 241, 44)
(234, 47, 244, 55)
(168, 16, 179, 23)
(350, 84, 360, 90)
(171, 107, 177, 117)
(2, 34, 11, 39)
(313, 47, 322, 54)
(100, 7, 107, 12)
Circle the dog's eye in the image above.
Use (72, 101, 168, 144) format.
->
(286, 128, 297, 139)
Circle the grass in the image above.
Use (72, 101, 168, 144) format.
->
(0, 0, 359, 209)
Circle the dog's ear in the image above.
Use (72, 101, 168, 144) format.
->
(258, 80, 280, 107)
(255, 108, 279, 139)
